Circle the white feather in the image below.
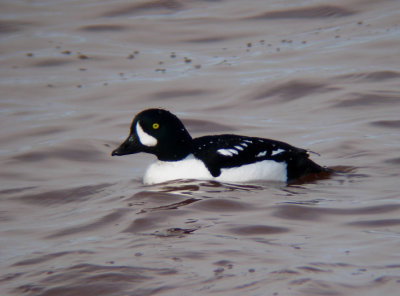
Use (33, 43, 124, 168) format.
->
(272, 148, 285, 156)
(144, 155, 211, 184)
(143, 154, 287, 185)
(218, 160, 287, 183)
(217, 149, 234, 156)
(228, 149, 239, 155)
(256, 151, 267, 158)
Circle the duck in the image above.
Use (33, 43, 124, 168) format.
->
(112, 108, 330, 185)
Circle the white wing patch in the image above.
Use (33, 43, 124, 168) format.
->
(271, 148, 285, 156)
(217, 148, 239, 157)
(256, 151, 267, 158)
(136, 121, 157, 147)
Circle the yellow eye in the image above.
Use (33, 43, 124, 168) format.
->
(152, 123, 160, 129)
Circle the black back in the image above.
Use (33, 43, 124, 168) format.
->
(192, 134, 324, 181)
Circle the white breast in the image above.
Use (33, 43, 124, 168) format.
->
(143, 154, 287, 185)
(143, 154, 211, 185)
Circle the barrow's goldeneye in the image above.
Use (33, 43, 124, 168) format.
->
(112, 108, 329, 185)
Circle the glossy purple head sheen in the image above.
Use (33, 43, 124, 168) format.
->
(112, 109, 194, 161)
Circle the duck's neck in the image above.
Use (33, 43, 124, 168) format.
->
(156, 131, 194, 162)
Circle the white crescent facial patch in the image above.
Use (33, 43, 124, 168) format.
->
(136, 121, 157, 147)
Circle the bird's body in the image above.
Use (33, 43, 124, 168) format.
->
(112, 108, 329, 185)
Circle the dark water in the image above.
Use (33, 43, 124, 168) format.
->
(1, 0, 400, 295)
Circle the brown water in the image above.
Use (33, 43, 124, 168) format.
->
(1, 0, 400, 295)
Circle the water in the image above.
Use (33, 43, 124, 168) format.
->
(1, 0, 400, 295)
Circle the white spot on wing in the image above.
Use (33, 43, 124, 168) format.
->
(136, 121, 157, 147)
(217, 149, 233, 156)
(235, 145, 244, 151)
(256, 151, 267, 158)
(272, 148, 285, 156)
(229, 148, 239, 155)
(217, 148, 239, 157)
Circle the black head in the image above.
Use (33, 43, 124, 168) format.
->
(111, 108, 193, 161)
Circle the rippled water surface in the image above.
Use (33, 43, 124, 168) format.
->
(1, 0, 400, 295)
